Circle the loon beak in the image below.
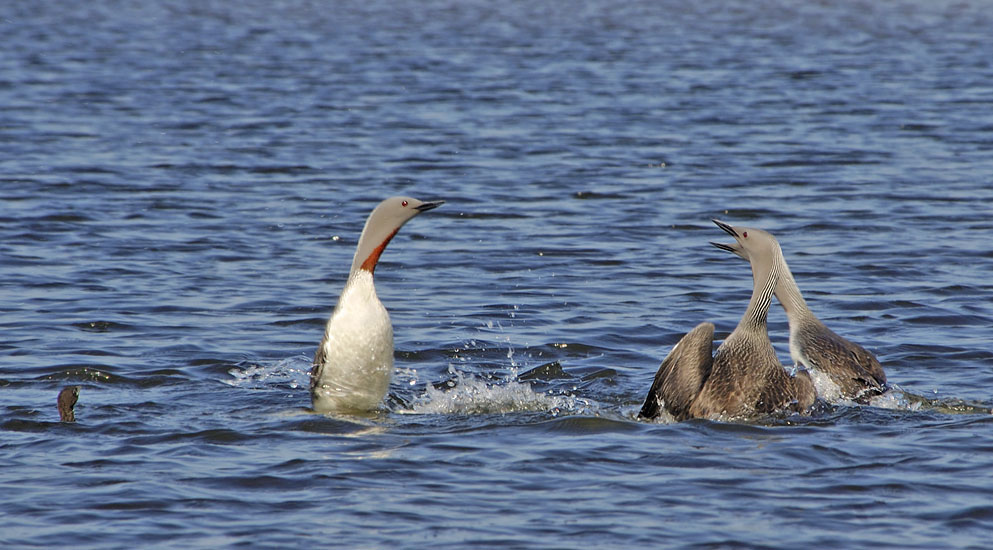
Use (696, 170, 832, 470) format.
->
(416, 200, 445, 213)
(710, 241, 738, 254)
(711, 220, 748, 259)
(712, 219, 738, 238)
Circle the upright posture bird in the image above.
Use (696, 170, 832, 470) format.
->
(310, 196, 443, 413)
(710, 221, 886, 402)
(639, 220, 816, 421)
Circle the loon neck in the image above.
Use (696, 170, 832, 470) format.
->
(350, 228, 399, 277)
(739, 251, 780, 332)
(773, 255, 814, 324)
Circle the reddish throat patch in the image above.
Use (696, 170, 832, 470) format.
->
(359, 229, 400, 274)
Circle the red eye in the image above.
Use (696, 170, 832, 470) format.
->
(401, 200, 408, 207)
(742, 231, 748, 238)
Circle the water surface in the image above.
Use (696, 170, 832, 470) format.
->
(3, 1, 993, 548)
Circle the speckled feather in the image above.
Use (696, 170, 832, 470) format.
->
(689, 330, 815, 420)
(640, 221, 817, 422)
(711, 221, 888, 404)
(792, 319, 886, 401)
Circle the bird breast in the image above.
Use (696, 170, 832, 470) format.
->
(313, 271, 394, 411)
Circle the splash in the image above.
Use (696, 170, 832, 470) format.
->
(871, 385, 992, 415)
(402, 366, 594, 416)
(225, 355, 311, 389)
(869, 387, 922, 411)
(807, 368, 929, 412)
(804, 368, 909, 409)
(806, 368, 846, 403)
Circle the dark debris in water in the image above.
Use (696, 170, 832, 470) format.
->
(72, 320, 132, 333)
(573, 190, 628, 200)
(518, 361, 572, 381)
(578, 367, 618, 383)
(58, 386, 79, 422)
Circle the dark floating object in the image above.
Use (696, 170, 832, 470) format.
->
(58, 386, 80, 422)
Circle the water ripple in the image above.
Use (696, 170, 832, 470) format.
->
(3, 0, 993, 548)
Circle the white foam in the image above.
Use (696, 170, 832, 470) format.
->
(803, 367, 928, 411)
(402, 366, 594, 416)
(225, 355, 311, 389)
(869, 385, 923, 411)
(228, 354, 596, 418)
(806, 367, 848, 404)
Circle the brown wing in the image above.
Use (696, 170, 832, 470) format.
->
(797, 323, 886, 401)
(849, 344, 887, 385)
(639, 322, 715, 421)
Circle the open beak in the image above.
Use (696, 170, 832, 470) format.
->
(711, 219, 747, 258)
(710, 241, 740, 254)
(416, 200, 445, 213)
(712, 219, 738, 238)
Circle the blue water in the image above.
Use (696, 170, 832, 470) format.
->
(3, 0, 993, 548)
